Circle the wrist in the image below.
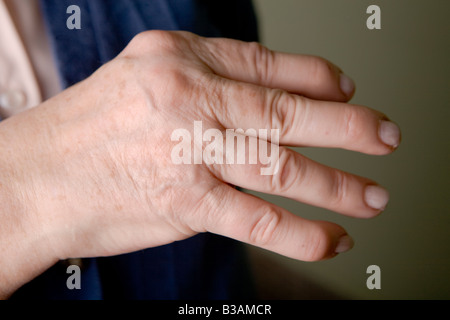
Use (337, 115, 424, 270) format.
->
(0, 119, 59, 299)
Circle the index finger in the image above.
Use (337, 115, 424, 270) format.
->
(195, 36, 355, 101)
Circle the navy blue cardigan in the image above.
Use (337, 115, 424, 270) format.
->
(11, 0, 258, 300)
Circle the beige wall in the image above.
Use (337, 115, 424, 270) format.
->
(246, 0, 450, 299)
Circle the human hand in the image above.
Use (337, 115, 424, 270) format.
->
(0, 31, 400, 295)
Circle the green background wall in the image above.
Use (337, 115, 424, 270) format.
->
(246, 0, 450, 299)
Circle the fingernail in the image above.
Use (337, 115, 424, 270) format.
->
(379, 120, 401, 148)
(335, 235, 354, 254)
(340, 73, 355, 97)
(364, 185, 390, 211)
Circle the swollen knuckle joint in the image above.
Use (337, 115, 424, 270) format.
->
(249, 42, 275, 85)
(330, 170, 347, 208)
(269, 151, 297, 193)
(269, 90, 295, 133)
(128, 30, 180, 54)
(249, 207, 282, 246)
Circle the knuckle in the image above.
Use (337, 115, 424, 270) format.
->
(268, 89, 297, 133)
(342, 107, 363, 143)
(125, 30, 182, 55)
(150, 68, 193, 108)
(249, 206, 282, 246)
(201, 76, 229, 119)
(248, 41, 275, 85)
(189, 184, 228, 233)
(166, 67, 191, 88)
(269, 150, 303, 193)
(329, 170, 348, 208)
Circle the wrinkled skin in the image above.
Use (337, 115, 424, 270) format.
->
(0, 31, 400, 298)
